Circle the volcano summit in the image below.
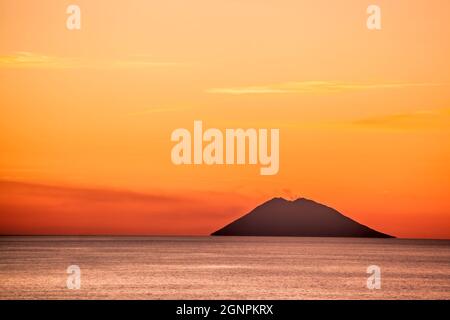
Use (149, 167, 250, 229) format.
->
(212, 197, 393, 238)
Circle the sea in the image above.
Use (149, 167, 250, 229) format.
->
(0, 236, 449, 299)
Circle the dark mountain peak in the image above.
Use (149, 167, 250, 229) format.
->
(267, 197, 290, 203)
(257, 197, 290, 209)
(267, 196, 311, 204)
(268, 197, 335, 212)
(267, 197, 318, 205)
(268, 196, 286, 202)
(212, 197, 394, 238)
(293, 197, 320, 206)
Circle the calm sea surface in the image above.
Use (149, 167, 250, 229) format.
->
(0, 236, 449, 299)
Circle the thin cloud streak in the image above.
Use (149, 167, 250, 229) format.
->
(249, 108, 450, 131)
(352, 108, 450, 130)
(206, 81, 448, 95)
(0, 52, 182, 69)
(126, 107, 189, 116)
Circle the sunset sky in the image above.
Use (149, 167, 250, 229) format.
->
(1, 0, 449, 238)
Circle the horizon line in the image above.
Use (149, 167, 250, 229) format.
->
(1, 234, 450, 241)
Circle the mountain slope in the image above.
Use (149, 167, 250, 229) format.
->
(211, 197, 393, 238)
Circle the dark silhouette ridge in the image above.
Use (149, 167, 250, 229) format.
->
(212, 197, 394, 238)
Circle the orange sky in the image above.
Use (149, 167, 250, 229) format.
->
(1, 0, 449, 238)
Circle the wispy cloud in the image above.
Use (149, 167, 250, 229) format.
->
(0, 52, 77, 68)
(206, 81, 447, 95)
(246, 108, 450, 131)
(127, 107, 189, 116)
(352, 108, 450, 130)
(0, 52, 182, 69)
(111, 60, 179, 68)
